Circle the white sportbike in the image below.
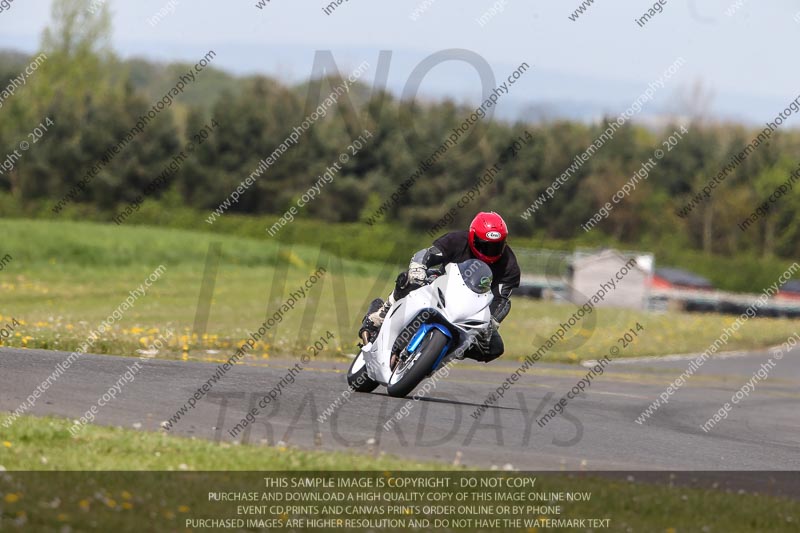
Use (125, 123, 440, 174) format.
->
(347, 259, 494, 398)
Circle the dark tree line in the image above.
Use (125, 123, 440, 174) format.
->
(2, 0, 800, 263)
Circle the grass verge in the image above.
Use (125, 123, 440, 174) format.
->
(0, 416, 797, 531)
(1, 218, 798, 364)
(0, 415, 443, 471)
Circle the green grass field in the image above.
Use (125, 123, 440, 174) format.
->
(0, 415, 443, 471)
(0, 416, 797, 532)
(1, 218, 798, 365)
(1, 220, 798, 532)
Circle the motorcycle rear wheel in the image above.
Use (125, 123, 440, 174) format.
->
(347, 352, 380, 393)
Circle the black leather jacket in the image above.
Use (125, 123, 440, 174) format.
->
(411, 230, 521, 322)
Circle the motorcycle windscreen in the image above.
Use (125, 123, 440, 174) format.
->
(457, 259, 493, 294)
(435, 262, 493, 324)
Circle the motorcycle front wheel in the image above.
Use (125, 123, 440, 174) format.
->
(387, 328, 449, 398)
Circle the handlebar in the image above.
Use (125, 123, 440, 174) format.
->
(425, 269, 440, 284)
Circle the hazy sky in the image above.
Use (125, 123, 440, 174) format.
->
(2, 0, 799, 124)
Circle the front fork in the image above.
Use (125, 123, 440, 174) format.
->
(403, 323, 453, 372)
(360, 330, 371, 345)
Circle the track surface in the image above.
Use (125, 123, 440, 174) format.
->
(1, 346, 799, 471)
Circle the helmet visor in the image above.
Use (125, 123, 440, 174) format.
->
(474, 235, 506, 258)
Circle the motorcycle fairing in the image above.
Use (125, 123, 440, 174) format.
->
(362, 262, 493, 385)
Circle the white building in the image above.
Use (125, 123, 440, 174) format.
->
(569, 249, 652, 310)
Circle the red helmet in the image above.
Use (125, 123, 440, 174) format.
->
(468, 212, 508, 264)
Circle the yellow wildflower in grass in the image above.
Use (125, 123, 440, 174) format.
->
(178, 505, 190, 513)
(121, 491, 132, 500)
(78, 499, 90, 511)
(57, 513, 68, 521)
(4, 493, 20, 503)
(121, 502, 133, 510)
(2, 441, 11, 447)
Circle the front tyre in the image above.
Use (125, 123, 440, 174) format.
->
(387, 329, 449, 398)
(347, 352, 379, 393)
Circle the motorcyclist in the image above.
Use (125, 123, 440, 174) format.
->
(359, 211, 520, 363)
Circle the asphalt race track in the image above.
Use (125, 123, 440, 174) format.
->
(1, 346, 798, 475)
